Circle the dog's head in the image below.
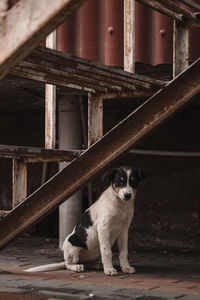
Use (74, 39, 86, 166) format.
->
(107, 166, 145, 202)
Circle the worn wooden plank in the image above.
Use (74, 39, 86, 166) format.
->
(12, 159, 27, 207)
(0, 144, 81, 160)
(0, 0, 87, 80)
(45, 83, 56, 148)
(136, 0, 184, 21)
(24, 156, 80, 163)
(156, 0, 196, 20)
(178, 0, 200, 11)
(173, 21, 189, 77)
(87, 93, 104, 205)
(124, 0, 135, 73)
(88, 93, 103, 148)
(0, 57, 200, 248)
(45, 31, 57, 150)
(10, 46, 165, 95)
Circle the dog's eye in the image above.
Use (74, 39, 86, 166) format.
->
(120, 177, 125, 181)
(130, 176, 134, 181)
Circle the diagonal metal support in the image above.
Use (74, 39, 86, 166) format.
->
(0, 0, 87, 80)
(0, 58, 200, 249)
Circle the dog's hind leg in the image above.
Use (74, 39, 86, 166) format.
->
(63, 244, 84, 273)
(65, 263, 84, 272)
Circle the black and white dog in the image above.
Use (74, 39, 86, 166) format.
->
(26, 166, 145, 276)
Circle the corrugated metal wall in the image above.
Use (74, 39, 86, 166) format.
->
(57, 0, 200, 66)
(11, 0, 200, 66)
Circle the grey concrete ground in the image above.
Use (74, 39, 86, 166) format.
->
(0, 234, 200, 300)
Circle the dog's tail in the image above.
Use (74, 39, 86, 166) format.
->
(25, 262, 65, 272)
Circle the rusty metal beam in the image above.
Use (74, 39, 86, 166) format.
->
(136, 0, 184, 21)
(1, 58, 200, 248)
(0, 0, 87, 80)
(0, 144, 81, 161)
(177, 0, 200, 12)
(10, 46, 164, 95)
(156, 0, 196, 21)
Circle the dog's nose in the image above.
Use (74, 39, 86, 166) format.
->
(124, 193, 132, 200)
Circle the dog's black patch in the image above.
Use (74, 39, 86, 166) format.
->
(113, 169, 128, 188)
(130, 168, 145, 189)
(109, 166, 145, 190)
(68, 210, 93, 250)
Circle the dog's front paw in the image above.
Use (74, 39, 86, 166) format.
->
(104, 267, 118, 276)
(121, 266, 135, 274)
(74, 264, 84, 272)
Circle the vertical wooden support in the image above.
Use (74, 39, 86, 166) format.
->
(45, 31, 57, 149)
(173, 21, 189, 78)
(124, 0, 135, 72)
(88, 93, 103, 205)
(12, 159, 27, 207)
(88, 93, 103, 147)
(42, 31, 57, 185)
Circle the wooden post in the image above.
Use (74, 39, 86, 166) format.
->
(42, 31, 57, 185)
(124, 0, 135, 73)
(12, 159, 27, 207)
(173, 21, 189, 78)
(88, 93, 103, 148)
(87, 93, 103, 205)
(45, 31, 56, 149)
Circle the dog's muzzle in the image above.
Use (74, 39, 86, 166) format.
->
(124, 193, 132, 201)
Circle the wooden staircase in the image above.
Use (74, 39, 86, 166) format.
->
(0, 0, 200, 249)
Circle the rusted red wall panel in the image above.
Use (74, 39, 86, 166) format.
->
(151, 11, 173, 65)
(104, 0, 124, 66)
(135, 2, 153, 64)
(10, 0, 200, 66)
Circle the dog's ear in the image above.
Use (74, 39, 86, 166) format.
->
(136, 168, 146, 182)
(102, 168, 117, 185)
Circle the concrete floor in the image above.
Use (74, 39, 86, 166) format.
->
(0, 234, 200, 300)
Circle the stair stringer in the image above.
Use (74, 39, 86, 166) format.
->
(0, 58, 200, 249)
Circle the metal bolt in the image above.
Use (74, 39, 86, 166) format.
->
(108, 27, 114, 35)
(160, 29, 165, 37)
